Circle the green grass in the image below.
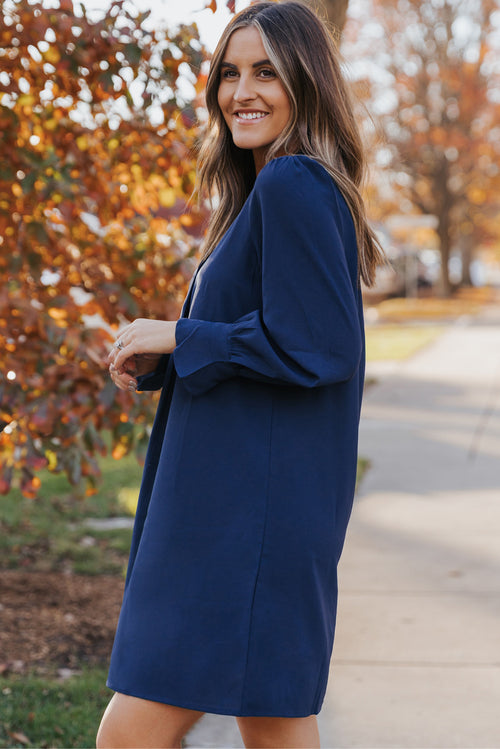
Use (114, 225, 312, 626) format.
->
(0, 447, 141, 575)
(365, 324, 444, 362)
(0, 669, 110, 749)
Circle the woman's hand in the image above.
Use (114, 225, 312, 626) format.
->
(108, 363, 139, 392)
(107, 319, 177, 390)
(108, 353, 163, 391)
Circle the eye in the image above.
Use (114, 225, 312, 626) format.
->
(258, 68, 277, 79)
(221, 68, 238, 79)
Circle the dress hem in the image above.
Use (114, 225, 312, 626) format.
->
(106, 680, 321, 718)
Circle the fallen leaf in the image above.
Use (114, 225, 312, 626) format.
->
(8, 731, 30, 745)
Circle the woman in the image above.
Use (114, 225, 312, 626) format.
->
(98, 2, 383, 747)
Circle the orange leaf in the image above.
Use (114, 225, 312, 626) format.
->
(48, 307, 67, 321)
(112, 444, 127, 460)
(8, 732, 30, 746)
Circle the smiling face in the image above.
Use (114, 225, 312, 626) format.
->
(217, 26, 291, 174)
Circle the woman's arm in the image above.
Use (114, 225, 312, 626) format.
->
(172, 158, 363, 397)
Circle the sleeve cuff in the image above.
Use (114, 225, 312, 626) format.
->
(173, 318, 234, 395)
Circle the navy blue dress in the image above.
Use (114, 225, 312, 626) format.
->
(107, 155, 365, 717)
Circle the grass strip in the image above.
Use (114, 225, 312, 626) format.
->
(0, 445, 141, 575)
(0, 669, 110, 749)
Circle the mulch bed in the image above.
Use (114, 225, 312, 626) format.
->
(0, 571, 124, 674)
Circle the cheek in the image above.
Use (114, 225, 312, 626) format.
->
(273, 85, 291, 125)
(218, 79, 235, 103)
(217, 85, 228, 113)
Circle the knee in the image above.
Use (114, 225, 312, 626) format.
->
(96, 705, 135, 749)
(96, 712, 119, 749)
(96, 694, 202, 749)
(237, 715, 320, 749)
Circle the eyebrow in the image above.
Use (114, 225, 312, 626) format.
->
(220, 59, 272, 69)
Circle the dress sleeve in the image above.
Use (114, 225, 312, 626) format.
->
(173, 157, 363, 397)
(135, 354, 170, 391)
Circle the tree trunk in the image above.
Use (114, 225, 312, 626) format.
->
(438, 227, 453, 297)
(300, 0, 349, 34)
(460, 234, 475, 287)
(434, 158, 454, 297)
(436, 203, 453, 297)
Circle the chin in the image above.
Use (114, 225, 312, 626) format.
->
(233, 136, 272, 152)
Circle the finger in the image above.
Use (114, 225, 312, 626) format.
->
(111, 374, 138, 392)
(122, 356, 138, 376)
(116, 378, 138, 392)
(114, 341, 139, 373)
(108, 324, 133, 360)
(108, 339, 128, 364)
(110, 354, 136, 375)
(109, 363, 137, 391)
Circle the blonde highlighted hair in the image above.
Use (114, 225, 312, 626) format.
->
(197, 0, 383, 286)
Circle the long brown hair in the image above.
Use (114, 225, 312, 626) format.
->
(197, 1, 384, 286)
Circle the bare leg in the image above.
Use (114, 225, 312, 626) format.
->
(237, 715, 320, 749)
(96, 692, 204, 749)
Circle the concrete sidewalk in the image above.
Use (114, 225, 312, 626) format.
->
(187, 309, 500, 748)
(319, 309, 500, 748)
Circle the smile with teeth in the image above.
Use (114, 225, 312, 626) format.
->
(235, 111, 268, 121)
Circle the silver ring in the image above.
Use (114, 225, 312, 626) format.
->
(115, 339, 124, 350)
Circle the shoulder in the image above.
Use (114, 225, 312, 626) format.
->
(255, 155, 333, 194)
(252, 155, 351, 224)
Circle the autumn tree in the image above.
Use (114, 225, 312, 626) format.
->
(0, 0, 207, 497)
(346, 0, 500, 295)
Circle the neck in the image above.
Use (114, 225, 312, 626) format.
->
(252, 146, 267, 175)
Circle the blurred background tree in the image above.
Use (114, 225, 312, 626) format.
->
(344, 0, 500, 296)
(299, 0, 349, 34)
(0, 0, 206, 497)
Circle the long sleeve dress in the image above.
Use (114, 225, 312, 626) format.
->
(107, 154, 365, 718)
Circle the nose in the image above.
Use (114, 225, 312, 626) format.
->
(233, 72, 257, 103)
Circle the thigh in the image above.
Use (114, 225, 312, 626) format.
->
(236, 714, 320, 749)
(96, 691, 204, 749)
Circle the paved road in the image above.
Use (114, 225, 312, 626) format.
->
(187, 309, 500, 748)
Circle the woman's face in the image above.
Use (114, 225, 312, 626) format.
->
(217, 26, 291, 173)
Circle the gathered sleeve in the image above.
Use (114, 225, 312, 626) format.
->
(173, 157, 363, 397)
